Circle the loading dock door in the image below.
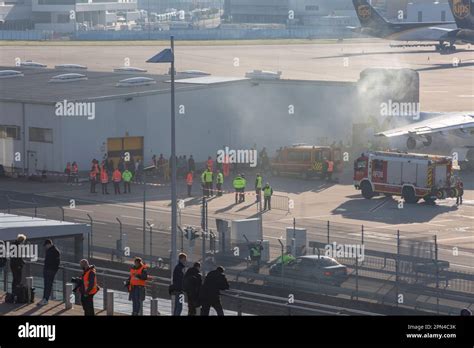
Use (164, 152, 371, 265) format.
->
(107, 136, 144, 169)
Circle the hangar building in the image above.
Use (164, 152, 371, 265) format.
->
(0, 65, 418, 174)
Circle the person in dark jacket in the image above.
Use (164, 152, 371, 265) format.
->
(183, 262, 202, 316)
(200, 266, 229, 316)
(171, 253, 187, 316)
(10, 234, 27, 290)
(38, 240, 60, 305)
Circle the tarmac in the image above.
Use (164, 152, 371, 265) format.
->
(1, 39, 473, 111)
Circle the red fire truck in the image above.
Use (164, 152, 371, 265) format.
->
(354, 151, 462, 204)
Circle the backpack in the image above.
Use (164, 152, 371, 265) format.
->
(13, 285, 35, 304)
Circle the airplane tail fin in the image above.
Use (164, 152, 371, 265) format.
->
(449, 0, 474, 29)
(352, 0, 388, 27)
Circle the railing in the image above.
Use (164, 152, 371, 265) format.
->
(1, 193, 472, 315)
(1, 259, 385, 316)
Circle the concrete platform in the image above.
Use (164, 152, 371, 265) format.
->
(0, 291, 112, 316)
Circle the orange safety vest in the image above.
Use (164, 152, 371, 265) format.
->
(186, 173, 193, 185)
(223, 155, 230, 177)
(129, 264, 148, 290)
(89, 171, 96, 180)
(66, 164, 71, 172)
(327, 161, 334, 172)
(72, 164, 78, 173)
(113, 170, 122, 182)
(82, 267, 98, 295)
(100, 170, 108, 184)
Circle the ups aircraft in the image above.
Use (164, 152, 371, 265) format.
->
(350, 0, 466, 53)
(436, 0, 474, 47)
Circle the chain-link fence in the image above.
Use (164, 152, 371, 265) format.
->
(1, 192, 472, 315)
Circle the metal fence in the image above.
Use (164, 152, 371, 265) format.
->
(0, 259, 383, 316)
(0, 30, 53, 40)
(1, 193, 472, 315)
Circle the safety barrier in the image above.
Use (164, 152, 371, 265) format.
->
(2, 259, 386, 316)
(0, 30, 53, 40)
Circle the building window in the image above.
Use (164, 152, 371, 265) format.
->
(29, 127, 53, 143)
(0, 125, 20, 140)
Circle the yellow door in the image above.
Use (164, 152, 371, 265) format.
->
(107, 137, 144, 169)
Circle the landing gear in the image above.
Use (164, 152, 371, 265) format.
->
(436, 42, 456, 54)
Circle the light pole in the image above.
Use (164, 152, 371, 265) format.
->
(147, 36, 178, 272)
(142, 164, 155, 257)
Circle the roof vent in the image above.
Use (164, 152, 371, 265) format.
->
(117, 77, 156, 87)
(49, 73, 88, 83)
(0, 70, 24, 79)
(20, 61, 47, 68)
(245, 69, 282, 80)
(55, 64, 88, 71)
(114, 66, 148, 73)
(180, 70, 210, 76)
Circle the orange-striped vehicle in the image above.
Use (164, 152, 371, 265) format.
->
(271, 145, 343, 179)
(354, 151, 462, 204)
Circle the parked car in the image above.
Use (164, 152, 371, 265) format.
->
(269, 255, 348, 287)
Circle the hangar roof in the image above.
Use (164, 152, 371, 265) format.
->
(0, 66, 249, 105)
(0, 66, 356, 105)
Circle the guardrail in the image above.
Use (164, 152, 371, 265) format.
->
(1, 259, 385, 316)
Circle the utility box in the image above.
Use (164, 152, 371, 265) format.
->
(232, 218, 262, 243)
(216, 219, 231, 254)
(261, 240, 270, 262)
(286, 227, 307, 256)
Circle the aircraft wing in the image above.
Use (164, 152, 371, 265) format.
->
(428, 26, 454, 32)
(376, 113, 474, 137)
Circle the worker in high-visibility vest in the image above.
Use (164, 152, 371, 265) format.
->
(127, 257, 148, 316)
(207, 156, 214, 172)
(326, 159, 334, 181)
(216, 170, 224, 197)
(255, 173, 263, 203)
(77, 259, 99, 316)
(112, 168, 122, 195)
(233, 174, 247, 204)
(263, 182, 273, 211)
(71, 162, 79, 184)
(201, 168, 213, 197)
(456, 177, 464, 206)
(89, 169, 97, 194)
(186, 171, 194, 197)
(122, 168, 133, 194)
(100, 165, 109, 195)
(223, 154, 230, 177)
(65, 162, 71, 183)
(249, 241, 263, 273)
